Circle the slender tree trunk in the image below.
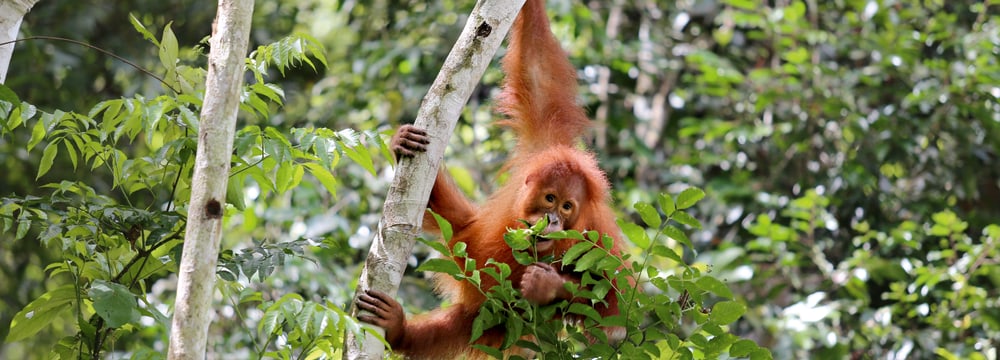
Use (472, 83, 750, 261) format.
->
(0, 0, 41, 83)
(167, 1, 253, 359)
(342, 1, 524, 359)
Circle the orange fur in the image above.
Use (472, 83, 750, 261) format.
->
(362, 1, 626, 358)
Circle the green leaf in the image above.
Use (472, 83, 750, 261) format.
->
(421, 237, 450, 256)
(289, 164, 305, 190)
(275, 163, 293, 192)
(934, 348, 960, 360)
(226, 175, 246, 211)
(931, 210, 957, 226)
(430, 211, 453, 242)
(260, 304, 283, 335)
(504, 229, 533, 251)
(15, 210, 31, 240)
(502, 318, 523, 348)
(620, 221, 651, 249)
(62, 138, 78, 169)
(472, 344, 503, 359)
(714, 26, 733, 47)
(696, 276, 734, 299)
(724, 0, 756, 10)
(304, 162, 339, 199)
(750, 348, 773, 360)
(784, 1, 806, 22)
(158, 22, 179, 70)
(985, 224, 1000, 239)
(452, 241, 468, 257)
(246, 93, 270, 118)
(672, 211, 702, 229)
(662, 225, 693, 248)
(416, 258, 462, 276)
(591, 278, 612, 299)
(730, 339, 759, 357)
(129, 13, 159, 45)
(28, 118, 46, 151)
(651, 246, 682, 265)
(708, 301, 745, 325)
(568, 303, 602, 321)
(511, 249, 536, 266)
(342, 143, 376, 176)
(562, 242, 594, 265)
(252, 83, 285, 105)
(471, 307, 499, 343)
(529, 215, 549, 233)
(658, 193, 676, 216)
(295, 304, 316, 333)
(542, 230, 584, 241)
(0, 85, 22, 132)
(705, 333, 737, 357)
(89, 280, 141, 328)
(8, 285, 77, 342)
(783, 47, 809, 64)
(37, 141, 58, 179)
(574, 249, 605, 272)
(676, 187, 705, 210)
(0, 83, 20, 104)
(634, 202, 662, 228)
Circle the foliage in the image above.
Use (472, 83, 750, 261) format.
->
(649, 1, 1000, 357)
(418, 189, 771, 359)
(0, 21, 376, 359)
(2, 0, 999, 358)
(744, 191, 1000, 358)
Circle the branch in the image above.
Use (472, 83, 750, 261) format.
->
(342, 1, 526, 359)
(0, 36, 179, 93)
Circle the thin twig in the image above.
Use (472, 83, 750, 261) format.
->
(0, 36, 180, 93)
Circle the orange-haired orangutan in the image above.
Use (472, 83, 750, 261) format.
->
(357, 0, 627, 358)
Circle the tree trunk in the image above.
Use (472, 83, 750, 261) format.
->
(0, 0, 41, 83)
(342, 1, 525, 359)
(167, 1, 254, 359)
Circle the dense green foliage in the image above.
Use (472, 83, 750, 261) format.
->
(426, 190, 768, 359)
(1, 0, 999, 359)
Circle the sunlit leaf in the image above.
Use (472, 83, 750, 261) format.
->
(708, 301, 745, 325)
(158, 22, 179, 71)
(304, 163, 339, 199)
(8, 285, 77, 342)
(676, 187, 705, 210)
(634, 202, 661, 228)
(619, 221, 651, 249)
(658, 193, 676, 217)
(416, 258, 461, 276)
(672, 211, 702, 229)
(128, 13, 159, 45)
(562, 242, 594, 265)
(37, 141, 58, 179)
(696, 276, 734, 299)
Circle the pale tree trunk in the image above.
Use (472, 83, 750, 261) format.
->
(0, 0, 40, 83)
(343, 0, 525, 359)
(167, 0, 254, 359)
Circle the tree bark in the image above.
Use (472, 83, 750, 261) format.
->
(343, 1, 525, 359)
(167, 1, 253, 359)
(0, 0, 41, 83)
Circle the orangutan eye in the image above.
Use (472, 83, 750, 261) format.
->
(562, 202, 573, 211)
(545, 194, 556, 203)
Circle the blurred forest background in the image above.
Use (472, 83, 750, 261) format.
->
(2, 0, 999, 358)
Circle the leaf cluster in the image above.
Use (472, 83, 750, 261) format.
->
(415, 188, 771, 359)
(0, 20, 380, 359)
